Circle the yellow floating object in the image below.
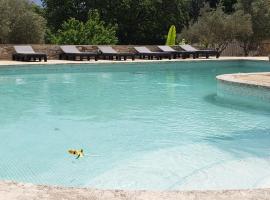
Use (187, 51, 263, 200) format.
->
(68, 149, 84, 158)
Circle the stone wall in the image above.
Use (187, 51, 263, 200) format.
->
(260, 40, 270, 56)
(222, 40, 270, 56)
(1, 43, 270, 60)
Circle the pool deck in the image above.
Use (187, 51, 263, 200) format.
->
(1, 56, 270, 200)
(0, 56, 269, 66)
(1, 181, 270, 200)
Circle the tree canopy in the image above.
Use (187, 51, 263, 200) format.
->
(180, 0, 270, 55)
(0, 0, 269, 48)
(0, 0, 46, 44)
(42, 0, 191, 44)
(41, 0, 246, 44)
(180, 4, 253, 54)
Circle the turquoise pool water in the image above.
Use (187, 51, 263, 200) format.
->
(0, 61, 270, 191)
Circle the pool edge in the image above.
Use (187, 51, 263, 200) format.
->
(0, 56, 269, 67)
(1, 58, 270, 199)
(217, 72, 270, 89)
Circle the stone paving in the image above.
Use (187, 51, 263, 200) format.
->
(1, 181, 270, 200)
(217, 72, 270, 88)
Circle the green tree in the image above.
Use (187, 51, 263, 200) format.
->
(187, 0, 237, 22)
(231, 10, 253, 56)
(235, 0, 270, 55)
(42, 0, 91, 31)
(252, 0, 270, 42)
(51, 10, 118, 45)
(0, 0, 10, 43)
(0, 0, 46, 44)
(180, 4, 252, 54)
(83, 10, 118, 44)
(50, 18, 85, 44)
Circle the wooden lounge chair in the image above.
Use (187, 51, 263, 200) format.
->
(134, 47, 171, 60)
(180, 45, 219, 58)
(157, 46, 191, 59)
(59, 45, 98, 61)
(12, 46, 47, 62)
(98, 46, 135, 61)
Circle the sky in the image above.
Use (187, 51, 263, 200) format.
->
(31, 0, 42, 5)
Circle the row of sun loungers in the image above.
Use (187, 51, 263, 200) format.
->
(12, 45, 219, 62)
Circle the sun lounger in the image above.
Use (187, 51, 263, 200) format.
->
(180, 45, 219, 58)
(98, 46, 135, 61)
(59, 45, 98, 61)
(12, 46, 47, 62)
(157, 46, 191, 59)
(134, 47, 171, 60)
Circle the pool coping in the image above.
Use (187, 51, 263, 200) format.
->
(0, 56, 269, 66)
(1, 181, 270, 200)
(217, 72, 270, 89)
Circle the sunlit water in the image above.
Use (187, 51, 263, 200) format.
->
(0, 61, 270, 191)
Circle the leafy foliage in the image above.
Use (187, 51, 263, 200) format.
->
(0, 0, 46, 44)
(0, 0, 10, 43)
(42, 0, 190, 44)
(237, 0, 270, 44)
(0, 0, 269, 47)
(50, 10, 118, 45)
(180, 4, 253, 54)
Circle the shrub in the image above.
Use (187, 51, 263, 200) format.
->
(166, 25, 177, 46)
(51, 10, 118, 45)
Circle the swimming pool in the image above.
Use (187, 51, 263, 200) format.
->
(0, 61, 270, 191)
